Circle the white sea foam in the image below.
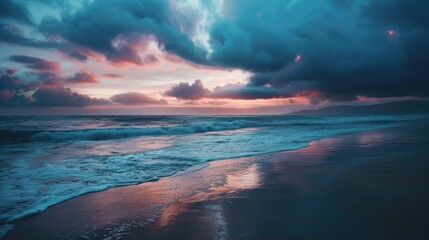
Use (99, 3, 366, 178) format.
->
(28, 119, 285, 141)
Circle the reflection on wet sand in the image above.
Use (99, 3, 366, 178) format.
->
(3, 151, 263, 239)
(156, 164, 260, 227)
(4, 122, 429, 240)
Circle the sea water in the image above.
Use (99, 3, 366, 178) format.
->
(0, 115, 421, 230)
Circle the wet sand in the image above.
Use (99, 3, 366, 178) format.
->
(3, 119, 429, 240)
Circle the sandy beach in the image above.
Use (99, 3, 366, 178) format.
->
(3, 119, 429, 240)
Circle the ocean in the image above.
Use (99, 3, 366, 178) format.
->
(0, 115, 421, 229)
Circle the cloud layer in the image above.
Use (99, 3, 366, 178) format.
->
(1, 0, 429, 108)
(0, 68, 110, 107)
(32, 88, 110, 107)
(66, 71, 98, 84)
(10, 55, 60, 71)
(164, 80, 209, 100)
(202, 0, 429, 102)
(165, 80, 291, 100)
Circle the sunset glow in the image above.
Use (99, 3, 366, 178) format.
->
(0, 0, 427, 114)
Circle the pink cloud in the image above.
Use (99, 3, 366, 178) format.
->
(102, 73, 124, 78)
(67, 71, 99, 84)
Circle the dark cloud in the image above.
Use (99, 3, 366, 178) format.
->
(26, 71, 64, 89)
(0, 68, 38, 107)
(2, 0, 429, 103)
(164, 79, 210, 100)
(0, 68, 110, 107)
(206, 1, 303, 73)
(165, 80, 290, 100)
(6, 68, 18, 75)
(0, 68, 62, 92)
(209, 83, 291, 100)
(0, 24, 91, 62)
(66, 71, 98, 84)
(38, 0, 210, 65)
(9, 55, 60, 71)
(0, 68, 24, 91)
(0, 24, 60, 48)
(0, 0, 31, 24)
(201, 0, 429, 102)
(69, 50, 88, 61)
(33, 88, 111, 107)
(0, 90, 32, 107)
(362, 1, 429, 28)
(110, 92, 167, 105)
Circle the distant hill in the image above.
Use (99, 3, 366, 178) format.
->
(290, 100, 429, 115)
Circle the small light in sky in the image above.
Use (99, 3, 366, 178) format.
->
(388, 30, 396, 37)
(295, 54, 302, 62)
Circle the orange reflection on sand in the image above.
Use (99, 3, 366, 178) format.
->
(157, 202, 188, 227)
(293, 137, 338, 159)
(157, 163, 260, 227)
(357, 130, 391, 147)
(209, 164, 260, 193)
(79, 155, 262, 232)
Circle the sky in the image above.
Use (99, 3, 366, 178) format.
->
(0, 0, 428, 114)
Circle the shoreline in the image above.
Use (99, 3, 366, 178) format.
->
(1, 118, 407, 225)
(3, 119, 429, 239)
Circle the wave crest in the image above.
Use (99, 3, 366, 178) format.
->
(30, 120, 259, 141)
